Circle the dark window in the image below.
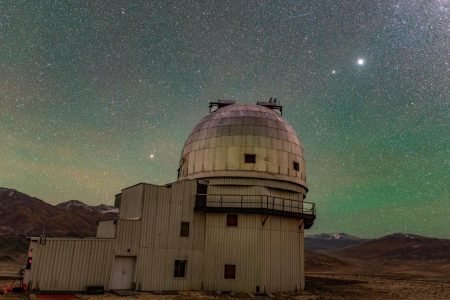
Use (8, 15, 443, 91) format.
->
(197, 181, 208, 194)
(293, 161, 300, 171)
(244, 154, 256, 163)
(196, 181, 208, 209)
(224, 264, 236, 279)
(174, 260, 187, 278)
(227, 214, 238, 227)
(180, 222, 190, 237)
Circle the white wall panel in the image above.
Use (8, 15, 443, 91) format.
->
(96, 220, 116, 238)
(30, 239, 114, 291)
(120, 184, 144, 219)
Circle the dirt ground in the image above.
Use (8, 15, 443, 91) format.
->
(1, 273, 449, 300)
(1, 260, 449, 299)
(298, 273, 450, 300)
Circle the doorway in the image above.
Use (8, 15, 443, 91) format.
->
(110, 256, 136, 290)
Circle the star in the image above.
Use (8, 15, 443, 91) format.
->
(1, 1, 448, 238)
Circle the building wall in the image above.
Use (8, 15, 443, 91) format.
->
(29, 239, 114, 291)
(119, 184, 144, 219)
(29, 179, 307, 293)
(115, 219, 141, 256)
(207, 177, 306, 193)
(203, 214, 304, 293)
(96, 220, 116, 238)
(261, 216, 305, 292)
(131, 181, 206, 291)
(124, 179, 305, 293)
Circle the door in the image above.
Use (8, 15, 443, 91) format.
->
(110, 256, 136, 290)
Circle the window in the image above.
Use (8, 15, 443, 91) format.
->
(174, 260, 187, 278)
(196, 181, 208, 194)
(224, 264, 236, 279)
(227, 214, 238, 227)
(293, 161, 300, 171)
(180, 222, 190, 237)
(244, 153, 256, 163)
(196, 181, 208, 208)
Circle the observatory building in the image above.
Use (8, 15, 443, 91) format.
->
(26, 100, 316, 293)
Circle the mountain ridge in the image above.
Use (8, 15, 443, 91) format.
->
(0, 187, 118, 237)
(1, 187, 449, 268)
(305, 233, 367, 251)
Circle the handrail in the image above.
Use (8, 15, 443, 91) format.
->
(196, 194, 315, 216)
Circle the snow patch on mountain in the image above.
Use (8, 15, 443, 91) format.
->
(308, 233, 362, 240)
(57, 200, 95, 211)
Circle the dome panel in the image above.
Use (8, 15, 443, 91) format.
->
(178, 104, 307, 188)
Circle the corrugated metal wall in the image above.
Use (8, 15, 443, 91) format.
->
(30, 239, 114, 291)
(133, 181, 205, 291)
(208, 177, 306, 193)
(119, 184, 144, 219)
(115, 219, 141, 256)
(112, 180, 305, 293)
(30, 178, 307, 293)
(203, 214, 304, 293)
(96, 220, 116, 238)
(261, 216, 304, 292)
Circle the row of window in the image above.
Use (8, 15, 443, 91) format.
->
(245, 154, 300, 171)
(176, 215, 238, 279)
(174, 260, 236, 279)
(179, 214, 238, 238)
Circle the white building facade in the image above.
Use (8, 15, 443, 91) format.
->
(26, 101, 315, 293)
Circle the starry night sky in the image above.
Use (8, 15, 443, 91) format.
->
(1, 1, 449, 238)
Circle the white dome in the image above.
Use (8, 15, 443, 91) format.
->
(178, 103, 307, 188)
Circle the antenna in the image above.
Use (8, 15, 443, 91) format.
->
(39, 225, 47, 245)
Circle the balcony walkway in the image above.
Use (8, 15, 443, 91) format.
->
(195, 194, 316, 229)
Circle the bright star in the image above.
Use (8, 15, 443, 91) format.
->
(357, 58, 365, 66)
(332, 70, 336, 74)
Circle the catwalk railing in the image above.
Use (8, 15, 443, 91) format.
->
(195, 194, 316, 228)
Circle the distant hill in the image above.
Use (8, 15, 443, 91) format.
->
(306, 233, 450, 279)
(0, 235, 29, 263)
(305, 233, 367, 251)
(55, 199, 118, 230)
(0, 187, 118, 237)
(332, 233, 450, 261)
(305, 250, 352, 272)
(306, 232, 450, 262)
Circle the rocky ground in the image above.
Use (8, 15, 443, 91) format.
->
(1, 272, 449, 299)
